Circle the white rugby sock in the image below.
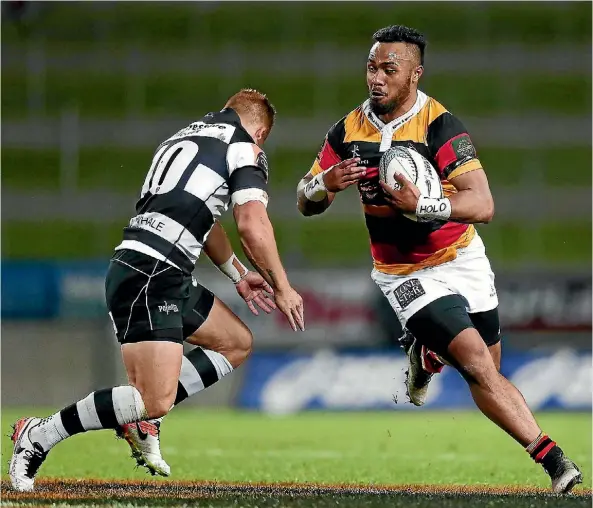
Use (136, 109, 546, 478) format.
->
(31, 385, 147, 450)
(174, 347, 233, 405)
(142, 348, 233, 428)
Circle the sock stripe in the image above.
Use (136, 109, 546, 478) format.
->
(94, 389, 119, 429)
(59, 403, 85, 436)
(174, 381, 189, 406)
(535, 441, 557, 463)
(526, 432, 546, 454)
(76, 395, 102, 431)
(179, 356, 205, 395)
(186, 347, 218, 388)
(531, 437, 553, 458)
(203, 349, 233, 379)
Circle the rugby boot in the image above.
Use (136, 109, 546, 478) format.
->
(404, 338, 445, 406)
(9, 417, 49, 492)
(546, 453, 582, 494)
(117, 419, 171, 477)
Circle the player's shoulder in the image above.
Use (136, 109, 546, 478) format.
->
(422, 94, 467, 134)
(163, 110, 240, 147)
(325, 104, 368, 144)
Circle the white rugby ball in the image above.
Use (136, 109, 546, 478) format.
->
(379, 146, 443, 221)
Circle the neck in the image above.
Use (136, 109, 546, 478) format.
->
(378, 89, 418, 124)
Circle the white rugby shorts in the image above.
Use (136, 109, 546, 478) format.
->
(371, 233, 498, 326)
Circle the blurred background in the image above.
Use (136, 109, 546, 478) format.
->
(2, 2, 591, 414)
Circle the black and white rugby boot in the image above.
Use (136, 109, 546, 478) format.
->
(9, 417, 49, 492)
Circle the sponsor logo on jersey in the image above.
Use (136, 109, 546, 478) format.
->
(394, 279, 426, 309)
(130, 215, 165, 233)
(158, 301, 179, 314)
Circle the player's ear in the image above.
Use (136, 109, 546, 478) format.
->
(412, 66, 424, 83)
(254, 126, 270, 147)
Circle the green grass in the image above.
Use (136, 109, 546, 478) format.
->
(1, 408, 591, 488)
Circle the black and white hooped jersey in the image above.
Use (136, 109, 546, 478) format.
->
(115, 108, 269, 274)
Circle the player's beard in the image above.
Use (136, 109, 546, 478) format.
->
(369, 80, 412, 117)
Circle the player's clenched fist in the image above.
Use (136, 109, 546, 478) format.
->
(274, 286, 305, 332)
(322, 158, 367, 192)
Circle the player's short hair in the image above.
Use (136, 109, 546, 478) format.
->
(372, 25, 426, 65)
(225, 88, 276, 130)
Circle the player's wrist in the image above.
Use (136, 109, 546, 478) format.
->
(218, 254, 248, 284)
(303, 172, 328, 202)
(415, 196, 452, 222)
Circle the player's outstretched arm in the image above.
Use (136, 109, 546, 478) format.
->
(203, 221, 246, 277)
(233, 201, 304, 331)
(203, 221, 276, 315)
(296, 158, 366, 217)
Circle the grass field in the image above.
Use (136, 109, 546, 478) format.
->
(1, 408, 591, 507)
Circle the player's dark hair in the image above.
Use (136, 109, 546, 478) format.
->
(225, 88, 276, 129)
(372, 25, 426, 65)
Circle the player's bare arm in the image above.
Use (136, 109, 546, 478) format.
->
(233, 200, 304, 331)
(380, 168, 494, 224)
(296, 158, 366, 216)
(203, 221, 276, 315)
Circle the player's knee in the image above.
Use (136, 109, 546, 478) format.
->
(225, 324, 253, 368)
(449, 330, 498, 387)
(143, 396, 174, 419)
(135, 386, 176, 419)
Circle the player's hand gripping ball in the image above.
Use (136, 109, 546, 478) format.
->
(379, 146, 443, 221)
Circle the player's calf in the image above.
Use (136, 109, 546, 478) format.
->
(447, 328, 582, 494)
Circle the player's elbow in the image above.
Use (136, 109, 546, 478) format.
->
(236, 215, 260, 242)
(478, 198, 495, 223)
(234, 202, 268, 243)
(297, 199, 314, 217)
(296, 181, 311, 216)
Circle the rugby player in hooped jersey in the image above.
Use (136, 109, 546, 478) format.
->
(296, 25, 582, 493)
(10, 89, 305, 490)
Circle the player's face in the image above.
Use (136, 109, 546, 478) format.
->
(367, 42, 422, 116)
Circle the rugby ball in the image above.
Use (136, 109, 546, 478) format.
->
(379, 146, 443, 221)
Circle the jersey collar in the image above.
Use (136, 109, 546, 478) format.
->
(362, 90, 428, 152)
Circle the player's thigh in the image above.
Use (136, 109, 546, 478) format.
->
(469, 307, 502, 371)
(404, 293, 475, 358)
(182, 282, 252, 367)
(404, 297, 499, 385)
(105, 250, 190, 410)
(445, 328, 500, 386)
(105, 250, 190, 345)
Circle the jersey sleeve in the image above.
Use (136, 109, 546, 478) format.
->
(226, 142, 269, 207)
(309, 118, 347, 176)
(426, 112, 483, 180)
